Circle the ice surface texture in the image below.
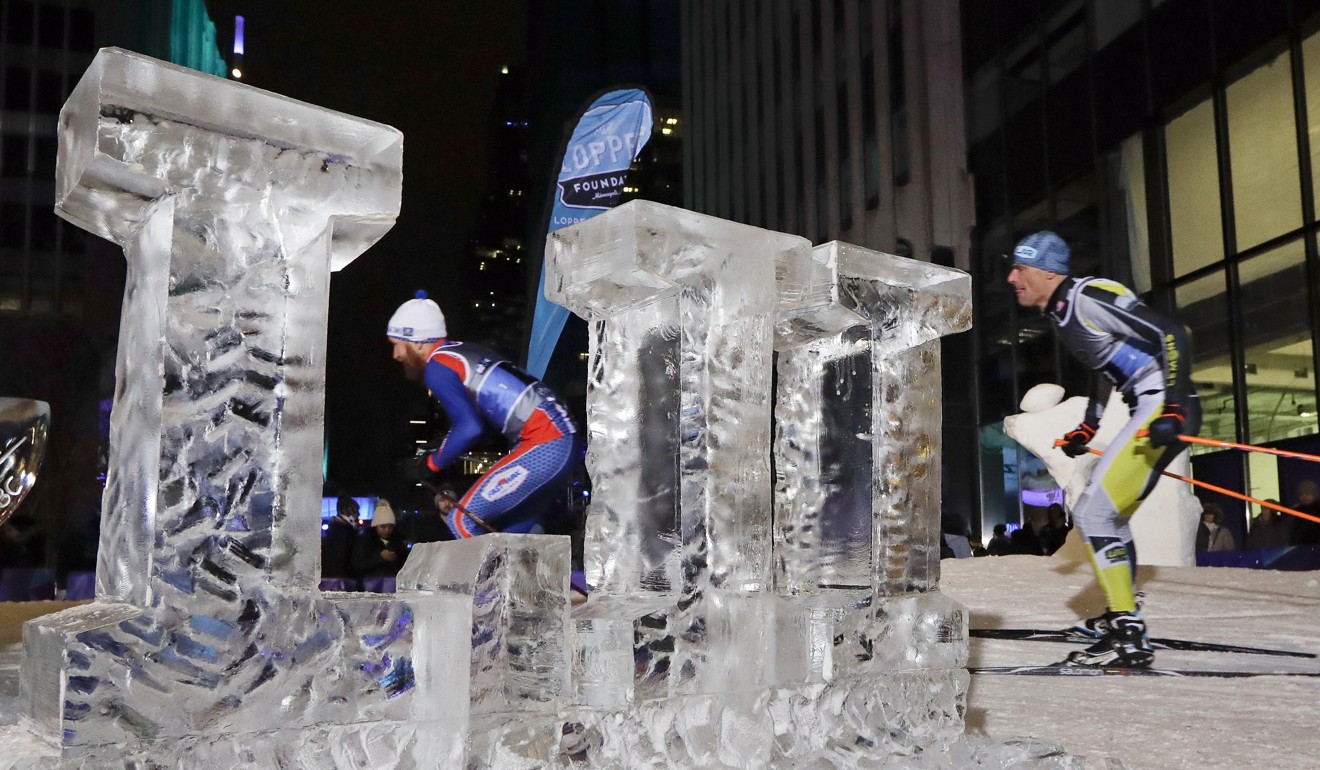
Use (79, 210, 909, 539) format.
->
(3, 46, 983, 764)
(545, 202, 974, 766)
(10, 47, 433, 760)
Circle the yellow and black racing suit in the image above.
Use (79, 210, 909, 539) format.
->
(1045, 276, 1201, 613)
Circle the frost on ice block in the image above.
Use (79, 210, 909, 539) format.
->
(546, 206, 970, 762)
(546, 200, 812, 597)
(15, 48, 454, 759)
(776, 242, 971, 675)
(775, 241, 972, 595)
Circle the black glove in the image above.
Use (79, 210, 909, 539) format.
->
(1060, 419, 1098, 458)
(415, 452, 443, 486)
(1147, 403, 1187, 448)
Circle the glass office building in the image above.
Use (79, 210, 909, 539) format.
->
(966, 0, 1320, 539)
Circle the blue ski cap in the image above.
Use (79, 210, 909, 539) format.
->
(1012, 231, 1070, 275)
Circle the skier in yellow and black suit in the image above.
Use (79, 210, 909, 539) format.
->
(1007, 231, 1201, 668)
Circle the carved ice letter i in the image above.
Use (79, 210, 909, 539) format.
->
(16, 49, 448, 762)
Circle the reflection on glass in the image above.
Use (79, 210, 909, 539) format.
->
(1167, 99, 1224, 276)
(1175, 271, 1235, 443)
(1303, 31, 1320, 219)
(1237, 242, 1317, 443)
(1227, 49, 1301, 251)
(1113, 133, 1150, 293)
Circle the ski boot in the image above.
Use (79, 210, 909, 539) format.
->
(1067, 592, 1144, 639)
(1063, 611, 1154, 668)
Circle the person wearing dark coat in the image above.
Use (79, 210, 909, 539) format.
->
(1289, 481, 1320, 545)
(321, 495, 360, 581)
(1038, 503, 1072, 556)
(1245, 503, 1291, 550)
(400, 485, 457, 547)
(353, 500, 408, 578)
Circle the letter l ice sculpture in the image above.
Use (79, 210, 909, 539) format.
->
(16, 49, 455, 762)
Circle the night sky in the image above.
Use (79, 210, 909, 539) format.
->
(203, 2, 528, 497)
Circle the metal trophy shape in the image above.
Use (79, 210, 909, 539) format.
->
(0, 398, 50, 526)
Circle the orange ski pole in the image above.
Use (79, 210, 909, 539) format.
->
(1052, 441, 1320, 526)
(1134, 430, 1320, 465)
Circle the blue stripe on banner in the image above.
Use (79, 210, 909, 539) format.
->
(526, 88, 653, 379)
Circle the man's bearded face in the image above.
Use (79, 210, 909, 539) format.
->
(391, 339, 428, 381)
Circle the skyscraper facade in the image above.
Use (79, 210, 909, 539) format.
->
(965, 0, 1320, 541)
(680, 0, 978, 518)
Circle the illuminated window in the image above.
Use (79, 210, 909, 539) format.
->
(1175, 272, 1234, 443)
(1166, 99, 1223, 277)
(1226, 50, 1300, 251)
(1238, 241, 1316, 444)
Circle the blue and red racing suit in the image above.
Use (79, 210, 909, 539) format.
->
(419, 340, 580, 538)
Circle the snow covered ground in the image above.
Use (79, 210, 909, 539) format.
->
(944, 547, 1320, 769)
(0, 552, 1314, 768)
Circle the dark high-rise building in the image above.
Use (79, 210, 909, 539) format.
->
(680, 0, 977, 520)
(681, 0, 1320, 542)
(466, 65, 533, 359)
(0, 0, 227, 559)
(521, 0, 683, 419)
(964, 0, 1320, 542)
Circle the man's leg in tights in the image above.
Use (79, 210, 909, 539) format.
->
(1071, 395, 1190, 613)
(447, 434, 579, 538)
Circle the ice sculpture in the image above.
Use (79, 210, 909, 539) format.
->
(1006, 383, 1200, 566)
(0, 399, 49, 527)
(542, 202, 973, 764)
(4, 49, 460, 765)
(0, 49, 991, 768)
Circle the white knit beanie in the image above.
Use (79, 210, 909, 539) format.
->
(372, 499, 396, 526)
(387, 291, 447, 342)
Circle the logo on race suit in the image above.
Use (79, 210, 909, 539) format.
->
(480, 465, 530, 502)
(559, 170, 628, 210)
(1014, 245, 1038, 261)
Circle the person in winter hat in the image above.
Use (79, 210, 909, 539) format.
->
(387, 291, 581, 539)
(1007, 231, 1201, 669)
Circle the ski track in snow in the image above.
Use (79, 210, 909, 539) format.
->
(945, 554, 1320, 769)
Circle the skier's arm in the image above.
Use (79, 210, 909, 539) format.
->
(1084, 376, 1111, 426)
(422, 362, 485, 472)
(1059, 373, 1109, 457)
(1118, 301, 1193, 405)
(1080, 284, 1196, 446)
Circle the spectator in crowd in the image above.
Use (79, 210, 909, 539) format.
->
(941, 514, 973, 559)
(986, 523, 1012, 556)
(353, 500, 408, 579)
(1196, 504, 1236, 553)
(321, 495, 361, 584)
(401, 485, 458, 547)
(1289, 480, 1320, 545)
(1038, 503, 1072, 556)
(1245, 501, 1291, 550)
(1009, 521, 1044, 555)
